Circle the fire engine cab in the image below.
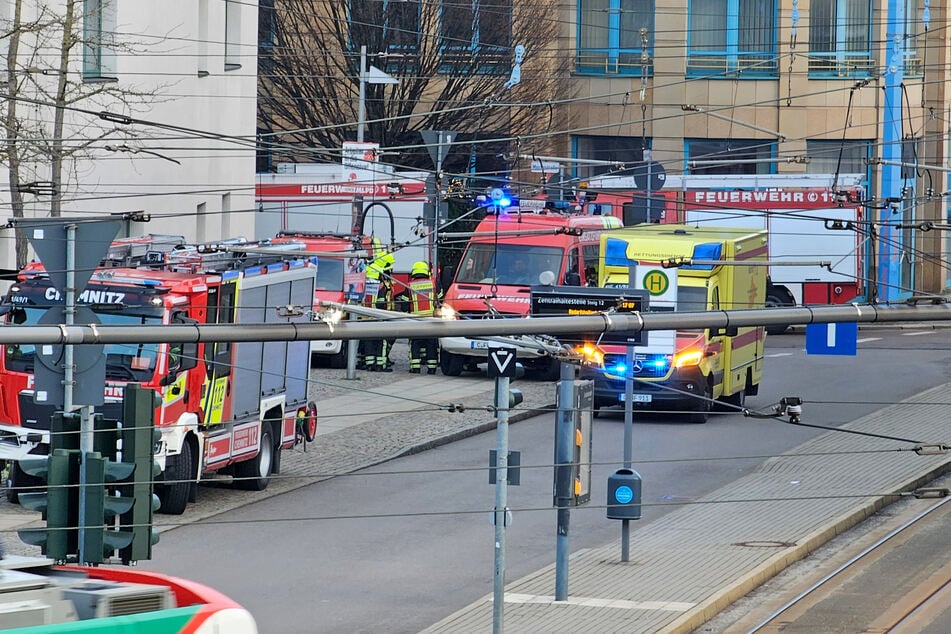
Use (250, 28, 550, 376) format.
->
(0, 236, 317, 515)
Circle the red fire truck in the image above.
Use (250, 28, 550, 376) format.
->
(438, 202, 622, 379)
(0, 237, 317, 515)
(271, 230, 376, 368)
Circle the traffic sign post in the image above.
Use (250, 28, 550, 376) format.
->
(489, 345, 518, 633)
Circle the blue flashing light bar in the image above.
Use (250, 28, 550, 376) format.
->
(604, 237, 635, 267)
(682, 242, 723, 270)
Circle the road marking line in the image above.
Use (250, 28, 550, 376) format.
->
(766, 352, 793, 358)
(856, 337, 881, 343)
(901, 331, 934, 336)
(502, 593, 695, 612)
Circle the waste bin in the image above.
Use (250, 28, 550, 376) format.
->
(607, 468, 642, 520)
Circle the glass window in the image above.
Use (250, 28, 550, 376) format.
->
(573, 135, 647, 180)
(904, 0, 923, 76)
(806, 139, 870, 181)
(225, 0, 242, 70)
(687, 0, 777, 77)
(83, 0, 117, 80)
(456, 244, 564, 286)
(577, 0, 653, 76)
(315, 258, 345, 292)
(686, 138, 776, 175)
(808, 0, 873, 77)
(439, 0, 511, 74)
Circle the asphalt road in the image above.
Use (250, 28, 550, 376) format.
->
(140, 328, 951, 633)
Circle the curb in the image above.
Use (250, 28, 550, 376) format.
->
(664, 458, 951, 633)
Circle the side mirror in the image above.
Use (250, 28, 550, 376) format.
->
(440, 265, 456, 292)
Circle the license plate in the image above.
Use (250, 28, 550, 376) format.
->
(619, 393, 652, 403)
(470, 340, 490, 349)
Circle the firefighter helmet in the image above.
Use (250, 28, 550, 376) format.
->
(411, 261, 430, 277)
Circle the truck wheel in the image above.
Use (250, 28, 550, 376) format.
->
(158, 441, 193, 515)
(765, 291, 792, 335)
(685, 381, 712, 424)
(234, 427, 273, 491)
(328, 348, 348, 369)
(5, 461, 41, 505)
(440, 350, 464, 376)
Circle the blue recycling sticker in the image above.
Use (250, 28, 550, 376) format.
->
(615, 485, 634, 504)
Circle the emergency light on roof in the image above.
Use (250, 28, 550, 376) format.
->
(683, 242, 723, 270)
(604, 237, 634, 267)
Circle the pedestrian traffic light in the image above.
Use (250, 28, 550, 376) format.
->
(118, 384, 162, 564)
(18, 449, 78, 562)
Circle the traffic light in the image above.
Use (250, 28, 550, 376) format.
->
(81, 450, 135, 564)
(18, 449, 78, 562)
(118, 384, 162, 564)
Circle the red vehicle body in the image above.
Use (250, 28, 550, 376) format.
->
(0, 237, 317, 514)
(438, 207, 623, 378)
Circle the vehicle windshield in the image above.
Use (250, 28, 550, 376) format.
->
(456, 243, 564, 286)
(315, 257, 345, 291)
(3, 284, 164, 382)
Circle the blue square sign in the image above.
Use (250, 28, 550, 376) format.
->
(805, 322, 858, 356)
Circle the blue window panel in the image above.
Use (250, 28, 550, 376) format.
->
(687, 0, 777, 78)
(807, 0, 873, 78)
(577, 0, 654, 76)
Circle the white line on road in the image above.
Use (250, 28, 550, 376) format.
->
(901, 331, 934, 336)
(766, 352, 793, 358)
(856, 337, 881, 343)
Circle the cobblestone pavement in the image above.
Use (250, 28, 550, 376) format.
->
(0, 341, 558, 556)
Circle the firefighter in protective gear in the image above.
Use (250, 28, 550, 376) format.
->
(396, 260, 439, 374)
(359, 251, 395, 371)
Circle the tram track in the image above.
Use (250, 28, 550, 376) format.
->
(744, 494, 951, 633)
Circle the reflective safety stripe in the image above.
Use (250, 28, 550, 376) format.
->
(410, 280, 435, 316)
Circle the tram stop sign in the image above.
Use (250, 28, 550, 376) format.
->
(530, 286, 649, 346)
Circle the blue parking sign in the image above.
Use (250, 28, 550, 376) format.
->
(805, 322, 858, 356)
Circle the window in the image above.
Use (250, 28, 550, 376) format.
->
(225, 0, 241, 70)
(198, 0, 209, 76)
(904, 0, 923, 76)
(808, 0, 872, 77)
(686, 139, 776, 174)
(349, 0, 421, 72)
(806, 140, 870, 181)
(687, 0, 777, 77)
(257, 0, 275, 72)
(440, 0, 511, 74)
(83, 0, 117, 80)
(573, 135, 648, 180)
(577, 0, 653, 76)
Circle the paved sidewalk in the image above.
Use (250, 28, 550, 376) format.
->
(422, 382, 951, 633)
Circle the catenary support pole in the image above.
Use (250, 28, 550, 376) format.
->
(492, 374, 510, 634)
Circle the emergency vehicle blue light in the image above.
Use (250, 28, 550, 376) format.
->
(610, 361, 627, 375)
(245, 265, 264, 276)
(498, 195, 512, 208)
(683, 242, 723, 270)
(604, 237, 634, 267)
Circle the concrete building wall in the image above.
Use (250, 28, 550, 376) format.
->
(0, 0, 258, 276)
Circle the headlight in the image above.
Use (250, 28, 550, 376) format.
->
(574, 343, 603, 365)
(317, 308, 344, 324)
(674, 349, 703, 368)
(437, 303, 456, 320)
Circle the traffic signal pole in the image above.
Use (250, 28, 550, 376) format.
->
(554, 362, 575, 600)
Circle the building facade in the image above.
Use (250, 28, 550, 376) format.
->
(0, 0, 259, 277)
